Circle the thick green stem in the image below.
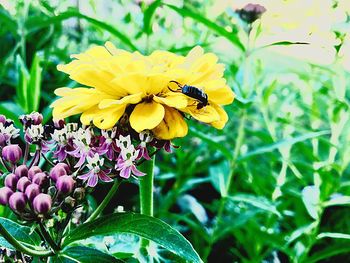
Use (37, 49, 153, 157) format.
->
(0, 224, 54, 257)
(139, 155, 155, 249)
(85, 179, 122, 223)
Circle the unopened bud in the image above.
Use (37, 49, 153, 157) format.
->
(73, 187, 85, 201)
(2, 145, 22, 163)
(0, 187, 13, 205)
(32, 172, 48, 187)
(15, 165, 28, 177)
(237, 3, 266, 24)
(47, 186, 57, 197)
(54, 119, 65, 129)
(28, 166, 42, 180)
(33, 193, 52, 214)
(0, 115, 6, 124)
(49, 163, 69, 181)
(30, 112, 43, 125)
(4, 173, 19, 191)
(56, 175, 75, 195)
(16, 177, 31, 192)
(25, 184, 40, 202)
(62, 196, 76, 212)
(9, 192, 27, 212)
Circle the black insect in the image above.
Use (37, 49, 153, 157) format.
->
(168, 80, 209, 109)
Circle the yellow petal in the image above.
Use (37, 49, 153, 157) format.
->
(153, 93, 188, 109)
(129, 101, 165, 132)
(183, 105, 220, 123)
(99, 93, 143, 109)
(110, 73, 148, 95)
(210, 104, 229, 129)
(80, 105, 126, 129)
(203, 80, 235, 105)
(152, 107, 188, 140)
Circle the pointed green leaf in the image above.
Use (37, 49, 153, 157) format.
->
(63, 212, 202, 263)
(143, 0, 161, 35)
(27, 53, 42, 112)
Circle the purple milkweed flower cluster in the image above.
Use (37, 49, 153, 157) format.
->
(0, 112, 174, 220)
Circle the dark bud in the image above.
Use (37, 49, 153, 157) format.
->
(32, 172, 48, 187)
(62, 196, 76, 212)
(0, 187, 13, 205)
(73, 187, 85, 201)
(33, 193, 52, 214)
(49, 163, 69, 181)
(16, 177, 31, 192)
(56, 175, 75, 195)
(9, 192, 27, 212)
(43, 124, 55, 140)
(25, 183, 40, 202)
(237, 3, 266, 24)
(15, 165, 28, 177)
(2, 145, 22, 163)
(28, 166, 42, 180)
(4, 173, 20, 191)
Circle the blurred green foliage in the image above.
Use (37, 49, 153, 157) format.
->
(0, 0, 349, 262)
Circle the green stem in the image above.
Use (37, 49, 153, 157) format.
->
(85, 179, 122, 223)
(39, 222, 60, 252)
(139, 155, 155, 249)
(0, 224, 54, 257)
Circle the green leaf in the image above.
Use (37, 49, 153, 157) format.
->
(307, 242, 350, 263)
(0, 217, 42, 249)
(323, 195, 350, 207)
(0, 101, 25, 127)
(26, 10, 138, 51)
(317, 232, 350, 240)
(229, 194, 281, 217)
(301, 186, 320, 220)
(164, 4, 244, 51)
(63, 212, 202, 263)
(238, 130, 330, 161)
(27, 53, 42, 112)
(56, 246, 123, 263)
(188, 127, 232, 160)
(16, 55, 29, 112)
(143, 0, 161, 35)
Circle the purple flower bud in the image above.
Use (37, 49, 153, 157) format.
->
(0, 187, 13, 205)
(0, 115, 6, 124)
(28, 166, 42, 180)
(237, 3, 266, 24)
(54, 119, 65, 129)
(4, 173, 20, 191)
(15, 165, 28, 177)
(33, 193, 52, 214)
(16, 177, 31, 192)
(31, 112, 43, 125)
(56, 175, 75, 195)
(49, 163, 69, 181)
(25, 184, 40, 202)
(32, 172, 48, 186)
(2, 145, 22, 163)
(9, 192, 27, 212)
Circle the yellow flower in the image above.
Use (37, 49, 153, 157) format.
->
(51, 42, 234, 140)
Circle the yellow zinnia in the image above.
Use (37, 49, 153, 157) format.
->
(51, 42, 234, 140)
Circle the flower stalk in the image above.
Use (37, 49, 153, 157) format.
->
(85, 179, 122, 223)
(139, 155, 155, 249)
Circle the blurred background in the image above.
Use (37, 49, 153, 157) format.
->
(0, 0, 350, 262)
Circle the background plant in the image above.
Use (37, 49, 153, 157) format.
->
(0, 0, 349, 262)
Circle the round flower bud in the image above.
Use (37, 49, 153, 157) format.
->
(32, 172, 48, 187)
(49, 163, 69, 181)
(56, 163, 70, 174)
(9, 192, 26, 212)
(56, 175, 75, 195)
(62, 196, 76, 212)
(16, 177, 31, 192)
(25, 184, 40, 202)
(54, 119, 65, 129)
(73, 187, 85, 201)
(33, 193, 52, 214)
(31, 112, 43, 125)
(2, 145, 22, 163)
(28, 166, 42, 180)
(0, 115, 6, 124)
(15, 165, 28, 177)
(4, 173, 19, 191)
(0, 187, 13, 205)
